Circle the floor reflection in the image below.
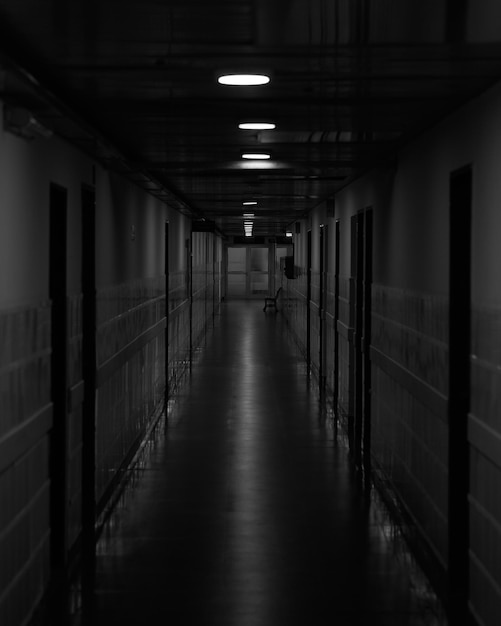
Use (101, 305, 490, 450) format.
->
(76, 301, 446, 626)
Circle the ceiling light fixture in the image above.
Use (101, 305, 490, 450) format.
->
(244, 218, 254, 237)
(218, 74, 270, 86)
(238, 122, 276, 130)
(242, 153, 271, 160)
(243, 201, 257, 205)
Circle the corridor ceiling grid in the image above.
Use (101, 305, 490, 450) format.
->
(1, 0, 501, 237)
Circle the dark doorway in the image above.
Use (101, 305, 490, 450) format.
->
(333, 220, 341, 421)
(448, 165, 472, 623)
(352, 208, 373, 474)
(188, 236, 193, 365)
(306, 230, 312, 372)
(362, 209, 373, 476)
(319, 224, 326, 390)
(81, 184, 96, 597)
(165, 222, 169, 406)
(49, 183, 68, 613)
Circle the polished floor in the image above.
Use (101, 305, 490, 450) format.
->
(81, 301, 447, 626)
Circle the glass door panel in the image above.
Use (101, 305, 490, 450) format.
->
(249, 247, 268, 295)
(227, 247, 247, 297)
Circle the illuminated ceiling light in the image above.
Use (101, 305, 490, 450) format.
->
(243, 213, 255, 218)
(243, 201, 257, 205)
(239, 122, 276, 130)
(242, 153, 271, 160)
(218, 74, 270, 86)
(286, 232, 293, 238)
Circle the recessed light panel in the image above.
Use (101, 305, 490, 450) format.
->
(242, 153, 271, 160)
(218, 74, 270, 86)
(239, 122, 276, 130)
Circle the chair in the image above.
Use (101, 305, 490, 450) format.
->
(263, 287, 282, 312)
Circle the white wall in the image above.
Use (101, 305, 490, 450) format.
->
(0, 102, 94, 306)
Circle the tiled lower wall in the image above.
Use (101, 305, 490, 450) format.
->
(94, 269, 216, 506)
(96, 277, 166, 366)
(95, 277, 167, 506)
(469, 305, 501, 626)
(168, 270, 190, 393)
(0, 259, 217, 624)
(337, 276, 354, 425)
(324, 313, 336, 396)
(309, 270, 321, 378)
(192, 263, 213, 349)
(324, 272, 336, 399)
(371, 285, 449, 394)
(370, 284, 449, 571)
(282, 268, 308, 357)
(0, 302, 52, 626)
(67, 294, 83, 550)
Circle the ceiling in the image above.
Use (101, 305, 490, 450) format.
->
(1, 0, 501, 239)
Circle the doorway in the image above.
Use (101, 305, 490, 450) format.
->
(333, 219, 341, 420)
(306, 231, 312, 371)
(49, 183, 68, 618)
(352, 208, 373, 474)
(319, 224, 327, 389)
(226, 246, 269, 298)
(448, 165, 472, 622)
(81, 185, 96, 596)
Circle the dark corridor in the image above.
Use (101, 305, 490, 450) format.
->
(79, 302, 445, 626)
